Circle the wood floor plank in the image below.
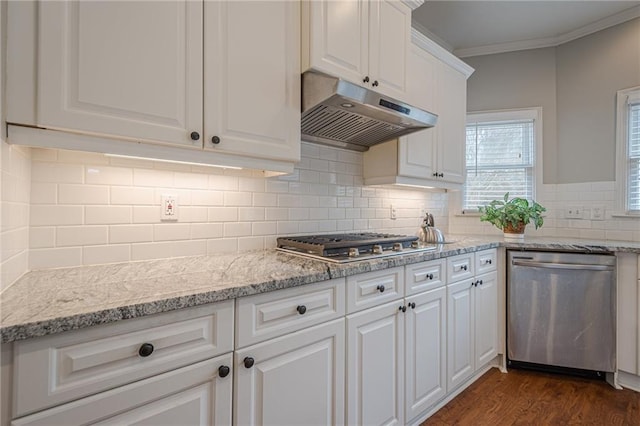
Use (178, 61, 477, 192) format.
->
(421, 368, 640, 425)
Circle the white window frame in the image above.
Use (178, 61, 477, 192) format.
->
(615, 86, 640, 216)
(460, 107, 543, 213)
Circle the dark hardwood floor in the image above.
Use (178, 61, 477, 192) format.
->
(422, 368, 640, 425)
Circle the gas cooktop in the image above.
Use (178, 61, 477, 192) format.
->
(277, 232, 436, 263)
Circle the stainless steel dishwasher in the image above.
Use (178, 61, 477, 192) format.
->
(507, 251, 616, 374)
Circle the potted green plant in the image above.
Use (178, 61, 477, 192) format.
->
(478, 192, 546, 239)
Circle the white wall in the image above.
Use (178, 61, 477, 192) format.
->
(0, 141, 448, 285)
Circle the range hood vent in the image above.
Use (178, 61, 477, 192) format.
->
(301, 71, 437, 152)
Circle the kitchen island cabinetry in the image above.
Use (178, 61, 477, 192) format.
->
(8, 302, 234, 426)
(6, 0, 299, 173)
(302, 0, 413, 101)
(446, 251, 498, 391)
(363, 29, 473, 189)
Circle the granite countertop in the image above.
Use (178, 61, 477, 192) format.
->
(2, 236, 639, 344)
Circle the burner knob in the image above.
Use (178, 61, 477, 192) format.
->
(411, 241, 419, 249)
(393, 243, 403, 252)
(348, 248, 360, 257)
(372, 244, 383, 254)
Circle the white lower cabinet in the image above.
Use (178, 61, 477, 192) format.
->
(447, 270, 498, 392)
(347, 300, 405, 426)
(12, 355, 233, 426)
(404, 286, 447, 421)
(234, 319, 345, 426)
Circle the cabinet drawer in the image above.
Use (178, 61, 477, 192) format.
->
(475, 249, 497, 274)
(346, 267, 404, 313)
(13, 301, 233, 417)
(405, 259, 445, 296)
(447, 253, 474, 283)
(12, 355, 232, 426)
(235, 278, 345, 348)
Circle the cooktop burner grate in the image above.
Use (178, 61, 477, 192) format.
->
(277, 233, 419, 257)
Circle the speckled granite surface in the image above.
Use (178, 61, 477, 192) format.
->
(2, 236, 639, 343)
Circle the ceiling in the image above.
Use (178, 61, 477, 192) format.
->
(412, 1, 640, 57)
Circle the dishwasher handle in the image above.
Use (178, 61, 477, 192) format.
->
(512, 259, 614, 271)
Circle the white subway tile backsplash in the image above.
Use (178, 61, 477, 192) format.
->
(175, 172, 208, 189)
(59, 184, 109, 205)
(224, 191, 252, 207)
(190, 223, 223, 239)
(131, 240, 206, 261)
(208, 207, 239, 222)
(30, 182, 57, 204)
(32, 163, 83, 184)
(31, 205, 83, 226)
(30, 247, 83, 269)
(110, 186, 155, 205)
(238, 237, 264, 251)
(57, 225, 108, 247)
(110, 225, 153, 244)
(207, 238, 238, 254)
(252, 221, 277, 236)
(30, 227, 55, 249)
(154, 223, 191, 241)
(132, 206, 160, 223)
(252, 193, 278, 207)
(239, 207, 265, 222)
(88, 205, 132, 224)
(224, 222, 252, 237)
(83, 245, 131, 265)
(209, 175, 239, 191)
(133, 169, 173, 187)
(85, 166, 132, 185)
(179, 207, 209, 223)
(265, 208, 289, 221)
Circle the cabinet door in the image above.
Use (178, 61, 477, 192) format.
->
(12, 356, 232, 426)
(38, 1, 203, 148)
(204, 1, 300, 162)
(347, 301, 404, 426)
(305, 0, 369, 87)
(368, 0, 410, 100)
(447, 279, 475, 391)
(405, 287, 446, 421)
(234, 319, 345, 426)
(475, 271, 499, 368)
(435, 62, 466, 184)
(397, 130, 437, 179)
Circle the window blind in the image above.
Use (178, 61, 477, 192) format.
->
(628, 101, 640, 211)
(464, 119, 535, 211)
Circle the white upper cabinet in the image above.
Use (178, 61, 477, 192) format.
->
(363, 30, 473, 189)
(204, 1, 300, 162)
(37, 1, 203, 148)
(6, 0, 300, 173)
(303, 0, 412, 101)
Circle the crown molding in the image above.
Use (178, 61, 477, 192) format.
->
(454, 5, 640, 58)
(411, 28, 475, 78)
(411, 19, 454, 52)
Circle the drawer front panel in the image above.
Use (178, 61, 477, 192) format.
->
(475, 249, 497, 274)
(405, 259, 445, 296)
(235, 278, 345, 348)
(13, 301, 233, 417)
(346, 267, 404, 313)
(447, 253, 474, 283)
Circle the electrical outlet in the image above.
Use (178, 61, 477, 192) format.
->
(591, 205, 605, 220)
(565, 206, 583, 219)
(161, 194, 178, 221)
(390, 204, 397, 220)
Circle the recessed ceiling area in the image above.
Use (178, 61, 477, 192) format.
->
(412, 1, 640, 57)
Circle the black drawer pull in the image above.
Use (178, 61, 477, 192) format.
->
(218, 365, 230, 378)
(138, 343, 154, 357)
(243, 357, 255, 369)
(376, 285, 385, 293)
(427, 273, 434, 280)
(296, 305, 307, 315)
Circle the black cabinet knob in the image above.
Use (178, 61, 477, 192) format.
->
(190, 131, 200, 141)
(461, 265, 468, 271)
(478, 279, 483, 286)
(470, 281, 475, 288)
(376, 285, 385, 293)
(427, 273, 434, 280)
(138, 343, 154, 357)
(296, 305, 307, 315)
(363, 76, 370, 83)
(409, 302, 416, 309)
(399, 305, 407, 313)
(432, 172, 438, 177)
(372, 80, 379, 87)
(243, 357, 255, 369)
(487, 259, 492, 265)
(218, 365, 230, 378)
(438, 173, 444, 178)
(211, 135, 221, 144)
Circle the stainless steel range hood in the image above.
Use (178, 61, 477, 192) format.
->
(301, 71, 437, 152)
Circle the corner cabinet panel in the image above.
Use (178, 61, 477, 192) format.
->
(474, 271, 498, 368)
(367, 0, 410, 100)
(37, 1, 203, 147)
(447, 279, 474, 391)
(435, 62, 466, 184)
(204, 1, 300, 162)
(305, 0, 369, 86)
